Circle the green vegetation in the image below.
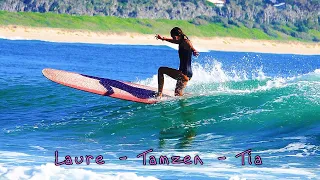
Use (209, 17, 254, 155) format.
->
(0, 11, 310, 41)
(0, 0, 319, 42)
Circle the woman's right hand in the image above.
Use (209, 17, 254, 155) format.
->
(155, 34, 163, 40)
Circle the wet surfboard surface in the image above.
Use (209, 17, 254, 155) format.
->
(42, 68, 174, 104)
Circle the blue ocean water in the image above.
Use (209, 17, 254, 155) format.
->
(0, 38, 319, 180)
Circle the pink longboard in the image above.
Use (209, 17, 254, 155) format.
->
(42, 68, 174, 104)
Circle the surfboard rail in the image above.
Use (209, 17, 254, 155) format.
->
(42, 68, 174, 104)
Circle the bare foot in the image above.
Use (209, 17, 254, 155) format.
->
(155, 92, 162, 99)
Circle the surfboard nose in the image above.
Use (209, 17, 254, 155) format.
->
(42, 68, 51, 76)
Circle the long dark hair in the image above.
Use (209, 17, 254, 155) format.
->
(170, 27, 189, 41)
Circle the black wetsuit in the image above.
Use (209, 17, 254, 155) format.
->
(178, 43, 193, 79)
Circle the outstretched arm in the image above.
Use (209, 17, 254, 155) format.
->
(155, 34, 180, 44)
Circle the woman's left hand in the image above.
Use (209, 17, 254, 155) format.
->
(193, 50, 200, 57)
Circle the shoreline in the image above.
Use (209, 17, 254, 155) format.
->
(1, 25, 319, 55)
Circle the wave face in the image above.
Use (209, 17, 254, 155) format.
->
(0, 38, 319, 179)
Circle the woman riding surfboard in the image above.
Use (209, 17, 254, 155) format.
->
(155, 27, 199, 98)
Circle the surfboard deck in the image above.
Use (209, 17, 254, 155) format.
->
(42, 68, 174, 104)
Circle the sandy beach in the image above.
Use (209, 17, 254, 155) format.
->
(1, 25, 319, 55)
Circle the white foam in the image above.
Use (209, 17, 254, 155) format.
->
(0, 164, 8, 175)
(0, 151, 30, 157)
(256, 77, 288, 91)
(252, 67, 267, 80)
(192, 76, 289, 95)
(30, 146, 48, 151)
(135, 57, 320, 100)
(4, 166, 30, 180)
(280, 136, 308, 141)
(0, 36, 31, 40)
(135, 59, 268, 92)
(229, 176, 246, 180)
(0, 163, 159, 180)
(257, 143, 318, 157)
(191, 61, 233, 84)
(273, 94, 299, 103)
(0, 157, 318, 180)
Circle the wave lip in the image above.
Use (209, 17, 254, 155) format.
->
(136, 59, 320, 97)
(136, 60, 269, 91)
